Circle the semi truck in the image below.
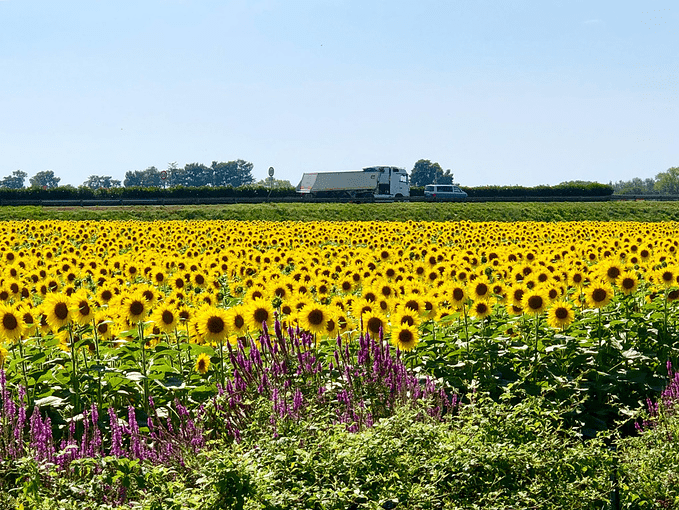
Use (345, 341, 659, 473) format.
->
(296, 166, 410, 199)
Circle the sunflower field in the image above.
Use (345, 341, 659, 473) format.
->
(1, 218, 679, 508)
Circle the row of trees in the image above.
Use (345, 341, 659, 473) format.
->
(612, 167, 679, 195)
(1, 170, 61, 189)
(0, 160, 257, 190)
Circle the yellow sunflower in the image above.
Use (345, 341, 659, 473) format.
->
(521, 289, 548, 315)
(195, 352, 211, 374)
(363, 310, 387, 337)
(245, 298, 274, 331)
(70, 289, 96, 326)
(390, 323, 419, 351)
(546, 300, 575, 329)
(469, 299, 492, 319)
(119, 290, 150, 325)
(0, 303, 23, 342)
(298, 303, 329, 334)
(584, 280, 613, 309)
(43, 293, 72, 331)
(618, 270, 639, 295)
(150, 303, 179, 334)
(195, 306, 230, 343)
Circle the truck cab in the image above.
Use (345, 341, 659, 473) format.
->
(363, 166, 410, 198)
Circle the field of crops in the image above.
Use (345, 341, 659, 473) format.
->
(1, 218, 679, 508)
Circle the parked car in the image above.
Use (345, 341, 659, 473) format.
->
(424, 184, 468, 200)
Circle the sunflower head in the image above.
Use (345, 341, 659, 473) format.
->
(521, 289, 548, 315)
(585, 280, 613, 309)
(391, 323, 419, 352)
(547, 300, 575, 329)
(195, 306, 229, 343)
(195, 352, 211, 374)
(0, 304, 23, 342)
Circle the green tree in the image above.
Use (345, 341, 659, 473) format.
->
(211, 160, 255, 187)
(124, 167, 161, 187)
(29, 170, 60, 189)
(654, 167, 679, 195)
(0, 170, 27, 189)
(256, 178, 293, 188)
(82, 175, 122, 189)
(410, 159, 454, 186)
(611, 177, 657, 195)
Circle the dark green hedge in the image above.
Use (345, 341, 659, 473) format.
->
(0, 182, 614, 200)
(460, 182, 614, 197)
(0, 185, 299, 200)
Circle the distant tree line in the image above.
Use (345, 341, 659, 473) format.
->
(0, 160, 256, 190)
(612, 167, 679, 195)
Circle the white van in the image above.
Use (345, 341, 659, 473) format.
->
(424, 184, 468, 200)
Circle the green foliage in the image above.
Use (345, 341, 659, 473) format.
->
(410, 159, 453, 187)
(6, 201, 679, 223)
(654, 167, 679, 195)
(29, 171, 61, 189)
(225, 400, 612, 509)
(461, 182, 614, 197)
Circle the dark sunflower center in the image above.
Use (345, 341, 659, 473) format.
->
(592, 288, 608, 302)
(453, 288, 464, 301)
(253, 308, 269, 324)
(162, 310, 175, 325)
(662, 271, 673, 282)
(476, 283, 488, 296)
(367, 317, 382, 333)
(195, 275, 205, 285)
(79, 302, 91, 317)
(622, 277, 635, 290)
(476, 303, 488, 314)
(179, 310, 190, 321)
(398, 329, 414, 345)
(101, 290, 113, 301)
(55, 303, 69, 320)
(308, 309, 324, 326)
(607, 267, 620, 279)
(528, 296, 544, 310)
(130, 301, 144, 316)
(573, 274, 583, 283)
(325, 319, 336, 332)
(143, 290, 154, 301)
(207, 316, 225, 334)
(405, 300, 419, 311)
(514, 289, 524, 301)
(555, 307, 569, 319)
(3, 313, 18, 330)
(23, 313, 33, 325)
(234, 315, 245, 328)
(401, 315, 415, 326)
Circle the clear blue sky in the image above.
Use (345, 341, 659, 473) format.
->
(1, 0, 677, 187)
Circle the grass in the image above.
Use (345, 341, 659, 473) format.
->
(3, 200, 679, 222)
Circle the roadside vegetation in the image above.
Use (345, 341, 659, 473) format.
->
(4, 200, 679, 222)
(0, 219, 678, 508)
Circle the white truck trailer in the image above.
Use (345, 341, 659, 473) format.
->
(296, 166, 410, 199)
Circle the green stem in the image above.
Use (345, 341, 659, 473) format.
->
(218, 337, 226, 390)
(91, 320, 103, 411)
(138, 323, 149, 415)
(462, 304, 471, 380)
(16, 337, 30, 405)
(68, 324, 79, 416)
